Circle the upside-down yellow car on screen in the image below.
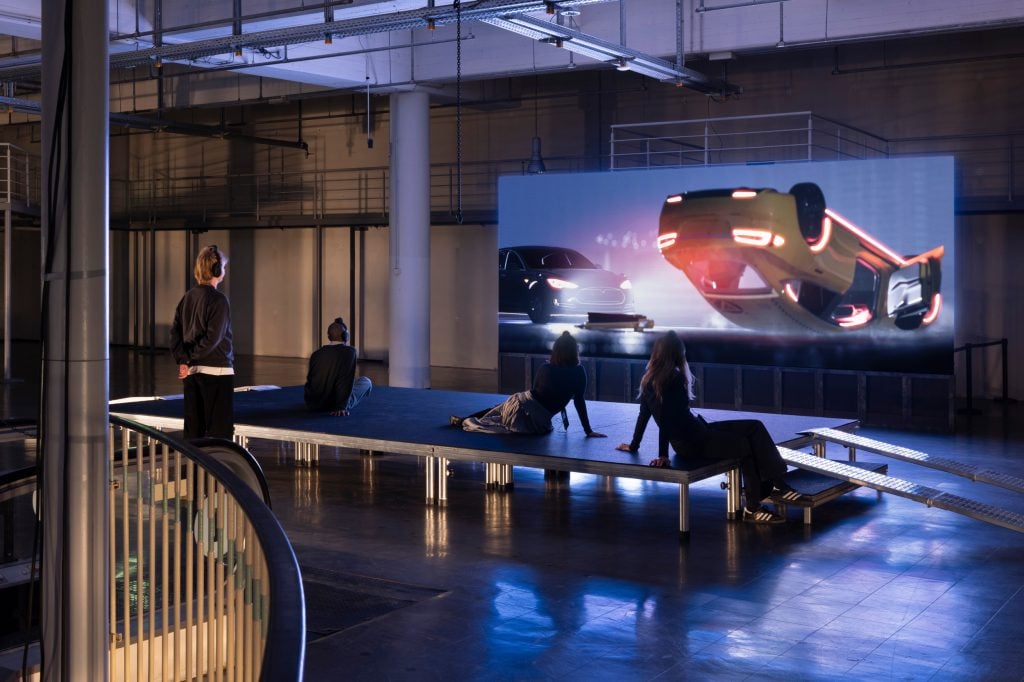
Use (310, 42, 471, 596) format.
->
(657, 183, 943, 333)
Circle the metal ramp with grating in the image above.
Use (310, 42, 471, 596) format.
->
(779, 447, 1024, 534)
(800, 427, 1024, 495)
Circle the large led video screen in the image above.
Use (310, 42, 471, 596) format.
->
(498, 157, 954, 374)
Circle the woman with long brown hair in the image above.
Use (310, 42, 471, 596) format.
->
(616, 331, 794, 524)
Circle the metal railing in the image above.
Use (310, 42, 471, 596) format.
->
(955, 338, 1012, 414)
(0, 418, 304, 681)
(609, 112, 890, 169)
(889, 132, 1024, 203)
(0, 143, 40, 207)
(108, 416, 304, 681)
(109, 155, 591, 224)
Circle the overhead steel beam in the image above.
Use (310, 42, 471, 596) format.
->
(0, 0, 615, 80)
(485, 15, 740, 94)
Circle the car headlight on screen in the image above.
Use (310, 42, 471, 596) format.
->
(620, 279, 632, 290)
(546, 277, 579, 290)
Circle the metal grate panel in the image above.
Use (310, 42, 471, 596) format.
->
(802, 427, 1024, 494)
(780, 448, 1024, 534)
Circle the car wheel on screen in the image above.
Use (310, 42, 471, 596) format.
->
(528, 295, 552, 324)
(790, 182, 827, 243)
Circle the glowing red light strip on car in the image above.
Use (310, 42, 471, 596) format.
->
(836, 307, 873, 328)
(784, 283, 799, 302)
(657, 233, 678, 250)
(922, 293, 941, 325)
(824, 209, 906, 265)
(731, 228, 773, 246)
(732, 189, 757, 199)
(809, 217, 832, 253)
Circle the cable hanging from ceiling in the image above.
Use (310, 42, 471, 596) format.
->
(454, 0, 463, 225)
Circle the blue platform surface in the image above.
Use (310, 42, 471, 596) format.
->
(111, 385, 855, 476)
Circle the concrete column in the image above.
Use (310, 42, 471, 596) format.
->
(41, 0, 110, 678)
(388, 91, 431, 388)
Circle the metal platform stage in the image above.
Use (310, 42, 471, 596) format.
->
(111, 385, 856, 537)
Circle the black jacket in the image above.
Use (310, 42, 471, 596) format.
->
(529, 363, 593, 434)
(170, 284, 234, 368)
(304, 343, 359, 411)
(629, 370, 707, 458)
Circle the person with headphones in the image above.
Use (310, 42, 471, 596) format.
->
(304, 317, 373, 416)
(170, 245, 235, 439)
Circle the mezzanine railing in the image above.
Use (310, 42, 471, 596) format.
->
(0, 143, 40, 207)
(0, 417, 304, 681)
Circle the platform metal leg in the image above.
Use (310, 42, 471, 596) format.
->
(726, 468, 741, 518)
(813, 441, 826, 458)
(803, 508, 812, 525)
(426, 456, 449, 505)
(485, 463, 514, 491)
(294, 441, 319, 467)
(847, 445, 856, 462)
(678, 484, 690, 538)
(426, 456, 436, 502)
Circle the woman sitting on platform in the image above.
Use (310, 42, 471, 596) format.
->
(616, 331, 794, 524)
(451, 331, 606, 439)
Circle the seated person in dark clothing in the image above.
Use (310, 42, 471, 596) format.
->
(452, 331, 606, 438)
(304, 317, 372, 416)
(615, 331, 795, 524)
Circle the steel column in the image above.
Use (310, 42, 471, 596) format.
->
(388, 91, 431, 388)
(40, 0, 110, 676)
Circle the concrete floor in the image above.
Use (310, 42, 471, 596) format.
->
(3, 344, 1024, 680)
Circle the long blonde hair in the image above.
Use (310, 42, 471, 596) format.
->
(639, 331, 695, 401)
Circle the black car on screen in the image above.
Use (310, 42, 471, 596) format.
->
(499, 246, 634, 324)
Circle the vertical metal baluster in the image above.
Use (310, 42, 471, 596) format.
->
(121, 427, 131, 680)
(252, 553, 261, 677)
(242, 516, 252, 679)
(173, 449, 182, 681)
(135, 432, 144, 679)
(262, 554, 270, 664)
(191, 462, 201, 680)
(148, 436, 157, 678)
(225, 493, 236, 682)
(243, 516, 252, 682)
(206, 474, 216, 680)
(108, 426, 116, 674)
(185, 458, 194, 680)
(214, 482, 224, 682)
(161, 442, 170, 681)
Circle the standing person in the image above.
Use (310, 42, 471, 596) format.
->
(304, 317, 373, 416)
(452, 331, 607, 438)
(615, 331, 795, 524)
(170, 245, 235, 440)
